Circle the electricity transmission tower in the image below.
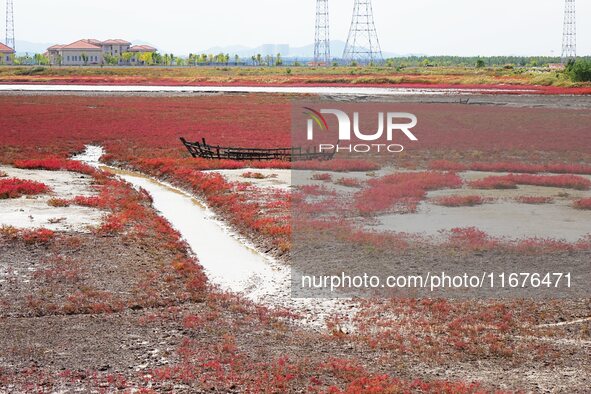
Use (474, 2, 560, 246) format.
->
(5, 0, 15, 50)
(561, 0, 576, 64)
(343, 0, 383, 65)
(314, 0, 330, 65)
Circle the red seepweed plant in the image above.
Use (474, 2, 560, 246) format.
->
(47, 198, 71, 207)
(573, 198, 591, 210)
(0, 178, 51, 199)
(14, 158, 96, 175)
(355, 171, 463, 215)
(430, 160, 591, 175)
(72, 195, 104, 208)
(241, 171, 270, 179)
(514, 196, 554, 204)
(470, 174, 591, 191)
(432, 195, 487, 207)
(20, 228, 56, 245)
(335, 177, 363, 188)
(311, 173, 333, 182)
(446, 227, 499, 251)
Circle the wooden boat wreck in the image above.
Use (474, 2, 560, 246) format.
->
(180, 137, 336, 162)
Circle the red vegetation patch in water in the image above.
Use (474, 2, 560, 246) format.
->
(72, 195, 103, 208)
(335, 177, 363, 188)
(311, 173, 333, 182)
(20, 228, 56, 245)
(514, 196, 554, 204)
(432, 195, 487, 207)
(355, 172, 463, 215)
(13, 158, 96, 175)
(443, 227, 591, 254)
(47, 197, 71, 207)
(430, 160, 591, 175)
(241, 171, 270, 180)
(446, 227, 500, 251)
(573, 198, 591, 210)
(470, 174, 591, 191)
(0, 178, 51, 199)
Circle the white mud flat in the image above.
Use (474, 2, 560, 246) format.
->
(0, 165, 103, 232)
(375, 172, 591, 243)
(75, 146, 356, 330)
(208, 168, 291, 190)
(213, 167, 591, 242)
(376, 200, 591, 243)
(0, 84, 537, 95)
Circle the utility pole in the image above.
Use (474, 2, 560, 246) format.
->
(343, 0, 383, 65)
(561, 0, 576, 64)
(314, 0, 330, 66)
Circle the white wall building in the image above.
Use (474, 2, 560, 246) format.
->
(47, 39, 157, 66)
(0, 42, 15, 65)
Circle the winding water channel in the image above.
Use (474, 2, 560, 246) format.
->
(73, 146, 356, 330)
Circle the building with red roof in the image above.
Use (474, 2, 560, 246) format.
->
(0, 42, 15, 65)
(129, 45, 158, 53)
(47, 39, 156, 66)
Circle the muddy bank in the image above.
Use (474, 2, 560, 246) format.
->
(3, 89, 591, 109)
(0, 84, 530, 95)
(0, 225, 407, 393)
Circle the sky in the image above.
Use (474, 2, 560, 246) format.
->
(2, 0, 590, 56)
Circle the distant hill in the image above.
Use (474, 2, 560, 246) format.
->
(13, 38, 419, 59)
(14, 40, 54, 55)
(201, 40, 418, 59)
(200, 41, 347, 59)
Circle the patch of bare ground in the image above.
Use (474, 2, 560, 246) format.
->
(0, 233, 201, 317)
(1, 233, 589, 393)
(0, 230, 490, 393)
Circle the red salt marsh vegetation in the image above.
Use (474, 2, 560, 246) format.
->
(514, 196, 554, 204)
(469, 174, 591, 191)
(311, 173, 333, 181)
(573, 198, 591, 210)
(335, 177, 364, 188)
(2, 94, 591, 165)
(355, 172, 463, 215)
(0, 178, 51, 199)
(430, 160, 591, 175)
(432, 195, 487, 207)
(0, 161, 493, 393)
(13, 158, 96, 174)
(1, 93, 591, 392)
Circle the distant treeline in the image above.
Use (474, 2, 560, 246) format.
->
(384, 56, 591, 68)
(7, 52, 591, 69)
